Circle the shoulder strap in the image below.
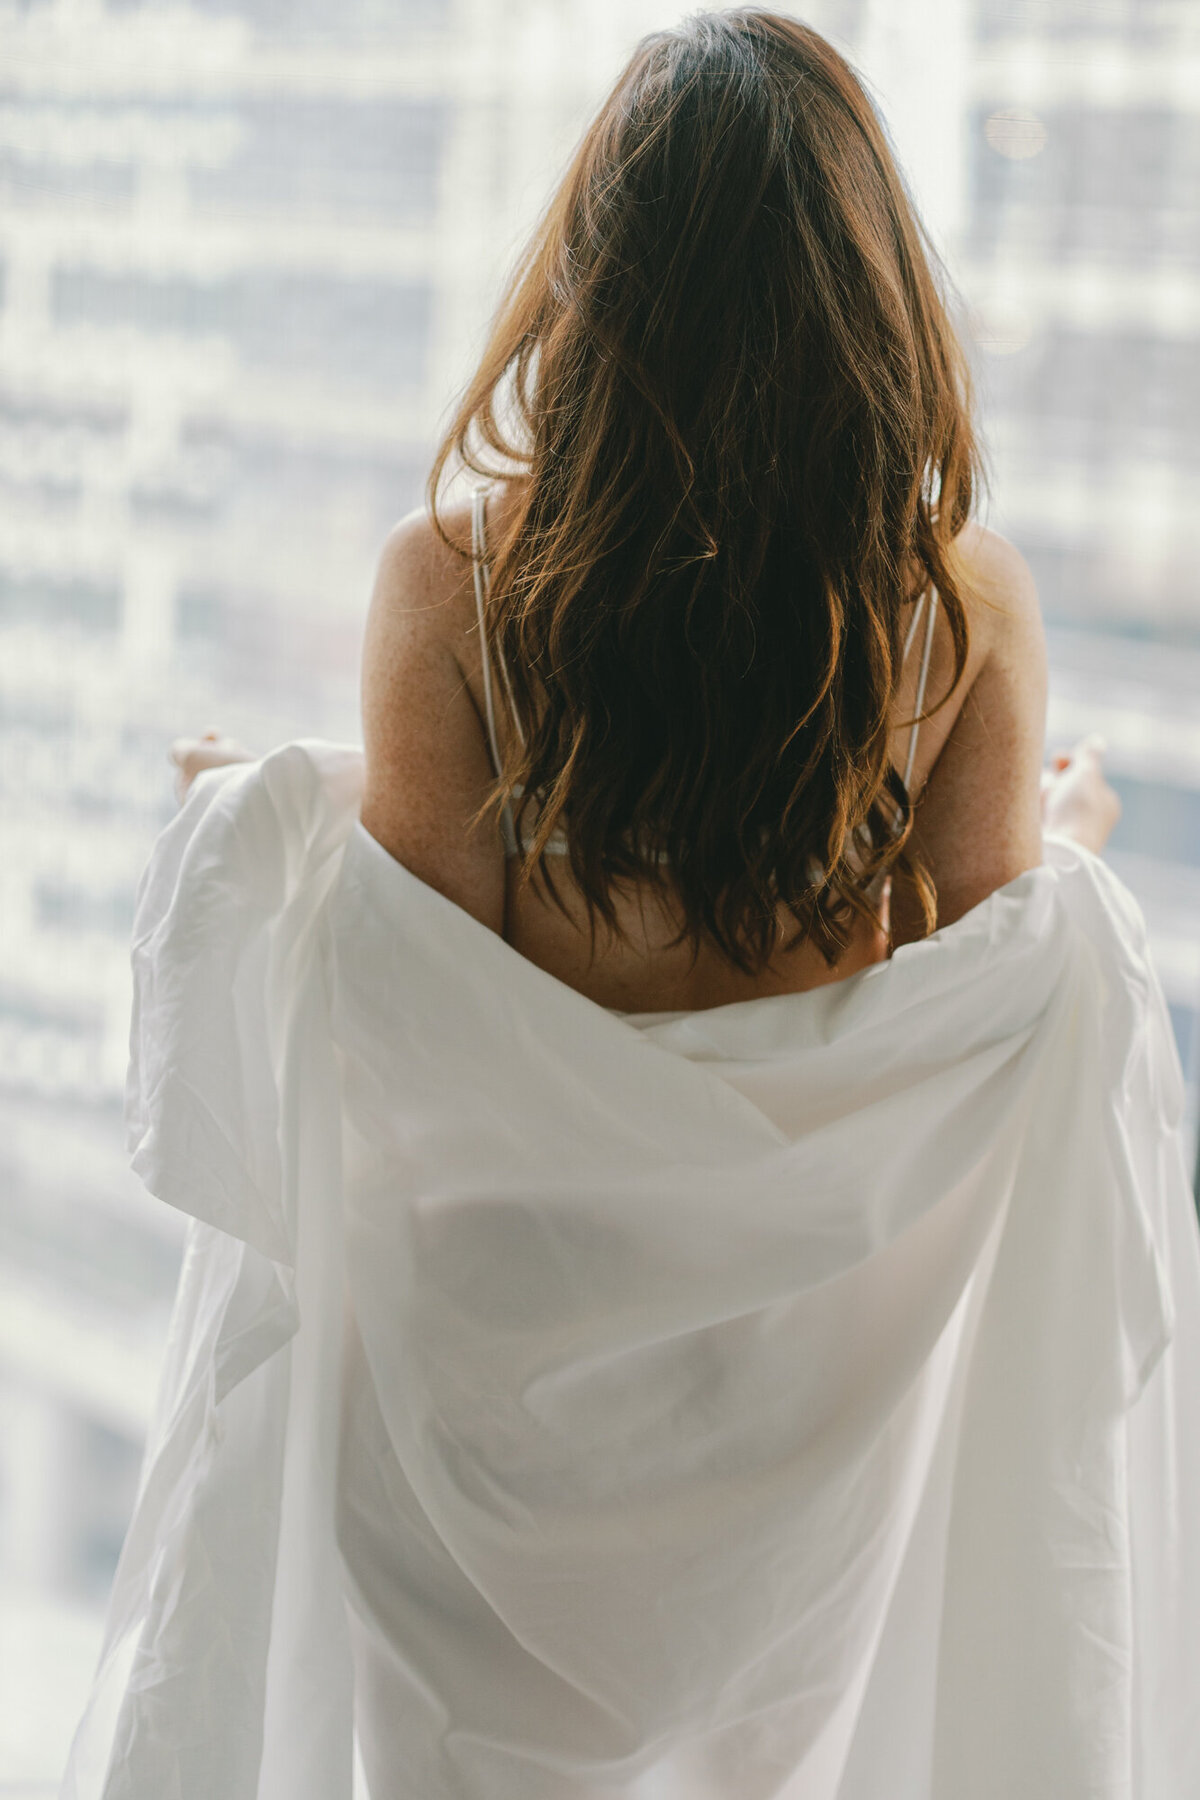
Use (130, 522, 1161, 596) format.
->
(471, 487, 522, 857)
(901, 589, 927, 667)
(901, 588, 939, 794)
(471, 487, 506, 781)
(471, 487, 526, 746)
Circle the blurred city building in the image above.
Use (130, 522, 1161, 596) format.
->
(963, 0, 1200, 1096)
(0, 0, 1196, 1788)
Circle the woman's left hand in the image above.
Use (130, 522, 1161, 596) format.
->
(169, 731, 255, 805)
(1040, 733, 1122, 853)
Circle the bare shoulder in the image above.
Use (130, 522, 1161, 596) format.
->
(947, 522, 1043, 660)
(366, 482, 524, 656)
(358, 500, 506, 928)
(366, 502, 475, 652)
(891, 520, 1046, 937)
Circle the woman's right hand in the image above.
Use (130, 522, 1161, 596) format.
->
(1041, 733, 1122, 854)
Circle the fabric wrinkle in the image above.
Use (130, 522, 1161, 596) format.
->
(60, 740, 1200, 1800)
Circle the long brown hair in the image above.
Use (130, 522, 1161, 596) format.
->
(430, 7, 979, 972)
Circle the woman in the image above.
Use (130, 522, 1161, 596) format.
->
(173, 37, 1118, 996)
(66, 13, 1199, 1800)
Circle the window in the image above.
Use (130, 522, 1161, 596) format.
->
(2, 4, 1197, 1785)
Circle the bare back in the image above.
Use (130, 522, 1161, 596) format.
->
(360, 482, 1046, 1014)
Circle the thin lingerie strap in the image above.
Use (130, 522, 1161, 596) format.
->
(472, 488, 524, 752)
(471, 487, 521, 856)
(901, 587, 939, 795)
(470, 487, 504, 780)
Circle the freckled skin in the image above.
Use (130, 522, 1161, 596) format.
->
(355, 481, 1050, 1015)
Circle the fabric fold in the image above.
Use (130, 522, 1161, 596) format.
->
(63, 743, 363, 1800)
(61, 741, 1200, 1800)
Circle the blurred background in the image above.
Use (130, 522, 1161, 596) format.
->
(1, 0, 1198, 1789)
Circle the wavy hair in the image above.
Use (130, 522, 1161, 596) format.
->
(429, 7, 979, 971)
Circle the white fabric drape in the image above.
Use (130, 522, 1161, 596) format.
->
(61, 741, 1200, 1800)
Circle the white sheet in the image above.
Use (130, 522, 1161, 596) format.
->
(60, 740, 1200, 1800)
